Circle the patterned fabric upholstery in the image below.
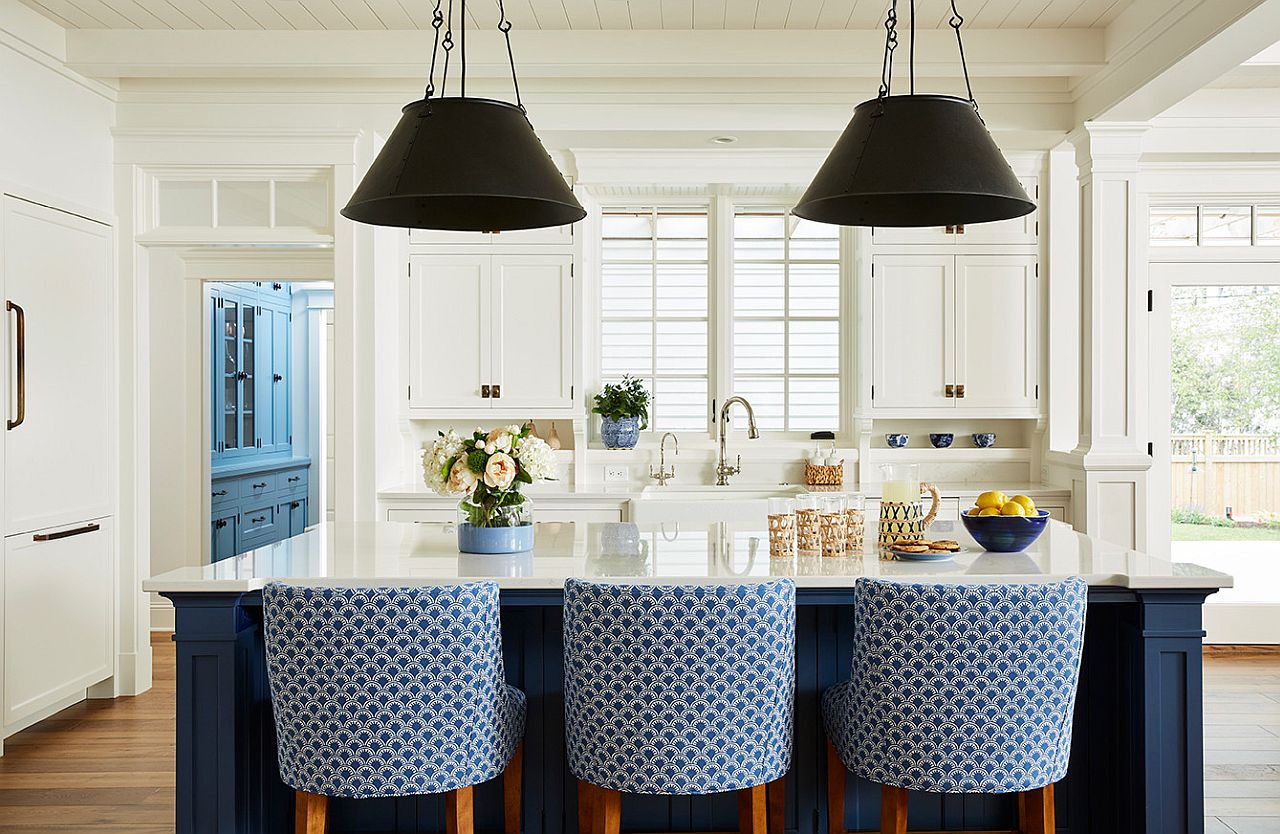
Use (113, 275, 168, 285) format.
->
(823, 577, 1087, 794)
(262, 582, 526, 798)
(563, 578, 796, 795)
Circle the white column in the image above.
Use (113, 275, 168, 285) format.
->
(1062, 121, 1152, 550)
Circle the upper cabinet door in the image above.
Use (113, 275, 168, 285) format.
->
(491, 255, 574, 410)
(407, 254, 492, 410)
(870, 176, 1039, 246)
(3, 197, 113, 536)
(870, 255, 955, 410)
(954, 255, 1038, 411)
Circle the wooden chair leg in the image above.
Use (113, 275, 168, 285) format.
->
(738, 784, 767, 834)
(766, 776, 786, 834)
(294, 790, 328, 834)
(593, 786, 621, 834)
(1018, 784, 1054, 834)
(825, 738, 845, 834)
(447, 786, 475, 834)
(577, 780, 596, 834)
(504, 742, 524, 834)
(879, 784, 907, 834)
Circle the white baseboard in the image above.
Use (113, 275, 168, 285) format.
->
(1204, 604, 1280, 644)
(150, 598, 175, 631)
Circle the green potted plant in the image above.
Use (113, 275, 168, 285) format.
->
(593, 376, 650, 449)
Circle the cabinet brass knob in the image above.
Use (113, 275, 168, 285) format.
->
(955, 384, 966, 398)
(945, 384, 955, 398)
(481, 384, 491, 398)
(492, 385, 501, 399)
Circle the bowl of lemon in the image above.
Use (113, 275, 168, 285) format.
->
(960, 491, 1050, 552)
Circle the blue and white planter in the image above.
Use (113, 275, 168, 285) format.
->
(457, 522, 535, 554)
(600, 415, 641, 449)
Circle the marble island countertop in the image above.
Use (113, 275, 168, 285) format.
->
(144, 519, 1231, 593)
(376, 481, 1072, 501)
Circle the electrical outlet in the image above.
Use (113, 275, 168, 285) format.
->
(604, 466, 629, 483)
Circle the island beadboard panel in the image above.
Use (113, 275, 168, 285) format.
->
(160, 585, 1215, 834)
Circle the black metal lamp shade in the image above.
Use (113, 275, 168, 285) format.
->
(794, 95, 1035, 228)
(342, 97, 586, 232)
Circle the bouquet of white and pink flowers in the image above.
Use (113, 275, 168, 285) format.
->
(423, 424, 557, 528)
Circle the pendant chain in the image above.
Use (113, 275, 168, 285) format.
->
(949, 0, 981, 120)
(422, 0, 524, 112)
(877, 0, 979, 118)
(424, 0, 444, 99)
(877, 0, 898, 100)
(497, 0, 526, 113)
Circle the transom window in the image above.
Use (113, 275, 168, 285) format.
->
(1151, 205, 1280, 247)
(597, 198, 845, 437)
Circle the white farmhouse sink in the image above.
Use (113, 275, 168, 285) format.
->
(630, 484, 804, 524)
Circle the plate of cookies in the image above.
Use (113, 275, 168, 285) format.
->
(883, 538, 965, 561)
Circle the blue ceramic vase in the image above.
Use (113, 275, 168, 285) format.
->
(601, 415, 641, 449)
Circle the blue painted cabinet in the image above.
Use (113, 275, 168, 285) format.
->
(209, 462, 309, 562)
(210, 282, 291, 460)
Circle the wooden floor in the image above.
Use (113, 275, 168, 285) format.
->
(0, 637, 1275, 833)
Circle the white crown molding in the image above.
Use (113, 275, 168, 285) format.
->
(0, 13, 116, 101)
(113, 127, 365, 165)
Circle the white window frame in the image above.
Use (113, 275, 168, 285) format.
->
(587, 189, 853, 443)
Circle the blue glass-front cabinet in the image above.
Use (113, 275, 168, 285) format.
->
(209, 282, 309, 563)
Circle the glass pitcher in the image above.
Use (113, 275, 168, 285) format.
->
(877, 463, 941, 548)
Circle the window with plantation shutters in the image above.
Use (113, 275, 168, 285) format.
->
(731, 207, 841, 432)
(600, 207, 710, 432)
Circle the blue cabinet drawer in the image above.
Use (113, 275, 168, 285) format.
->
(278, 468, 307, 497)
(211, 479, 239, 506)
(241, 473, 277, 497)
(240, 502, 277, 541)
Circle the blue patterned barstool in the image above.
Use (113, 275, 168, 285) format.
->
(263, 582, 527, 834)
(823, 577, 1087, 834)
(564, 578, 796, 834)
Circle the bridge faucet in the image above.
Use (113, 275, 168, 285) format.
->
(650, 432, 678, 486)
(716, 396, 760, 486)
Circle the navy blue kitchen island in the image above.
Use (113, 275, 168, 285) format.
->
(145, 520, 1230, 834)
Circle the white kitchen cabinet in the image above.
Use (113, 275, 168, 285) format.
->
(870, 254, 1038, 413)
(3, 518, 113, 731)
(3, 197, 113, 535)
(870, 176, 1039, 246)
(407, 253, 574, 415)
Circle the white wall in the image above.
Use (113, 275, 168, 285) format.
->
(0, 0, 113, 214)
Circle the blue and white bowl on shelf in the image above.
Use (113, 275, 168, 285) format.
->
(972, 432, 997, 448)
(929, 433, 954, 448)
(885, 433, 909, 448)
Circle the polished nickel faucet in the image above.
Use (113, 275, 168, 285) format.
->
(650, 432, 678, 486)
(716, 396, 760, 486)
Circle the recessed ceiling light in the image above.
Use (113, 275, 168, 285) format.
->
(710, 136, 738, 145)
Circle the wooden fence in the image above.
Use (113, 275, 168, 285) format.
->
(1171, 434, 1280, 519)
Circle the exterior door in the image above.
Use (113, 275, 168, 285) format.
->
(407, 255, 491, 410)
(954, 255, 1038, 410)
(870, 255, 954, 410)
(2, 197, 113, 535)
(492, 255, 574, 410)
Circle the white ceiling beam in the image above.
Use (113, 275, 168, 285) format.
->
(65, 26, 1104, 79)
(1073, 0, 1280, 122)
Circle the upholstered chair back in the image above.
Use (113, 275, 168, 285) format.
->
(827, 577, 1086, 794)
(263, 582, 526, 799)
(563, 578, 797, 795)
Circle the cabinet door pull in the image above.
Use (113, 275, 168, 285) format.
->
(481, 384, 491, 399)
(491, 384, 501, 399)
(6, 300, 25, 430)
(944, 225, 954, 234)
(212, 489, 229, 497)
(250, 515, 267, 524)
(236, 371, 248, 381)
(215, 519, 227, 529)
(273, 373, 283, 382)
(955, 224, 965, 235)
(33, 522, 100, 542)
(955, 384, 966, 398)
(945, 384, 955, 398)
(252, 481, 267, 489)
(287, 476, 301, 483)
(272, 283, 283, 290)
(290, 501, 300, 509)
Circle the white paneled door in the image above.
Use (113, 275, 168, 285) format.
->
(954, 255, 1038, 410)
(870, 255, 954, 409)
(492, 255, 574, 410)
(2, 197, 113, 536)
(407, 254, 491, 410)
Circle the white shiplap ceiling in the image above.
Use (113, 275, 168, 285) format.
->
(21, 0, 1133, 31)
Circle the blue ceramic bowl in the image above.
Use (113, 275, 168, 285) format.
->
(885, 433, 909, 448)
(961, 510, 1050, 552)
(929, 433, 954, 448)
(972, 432, 997, 448)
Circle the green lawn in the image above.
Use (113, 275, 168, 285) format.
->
(1171, 523, 1280, 541)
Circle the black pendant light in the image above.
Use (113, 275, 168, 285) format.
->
(794, 1, 1034, 228)
(342, 0, 585, 232)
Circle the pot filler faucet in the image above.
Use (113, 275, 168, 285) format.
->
(716, 396, 760, 486)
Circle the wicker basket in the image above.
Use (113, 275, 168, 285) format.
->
(804, 461, 844, 487)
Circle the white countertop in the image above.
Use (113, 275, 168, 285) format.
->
(144, 519, 1231, 593)
(376, 482, 1072, 501)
